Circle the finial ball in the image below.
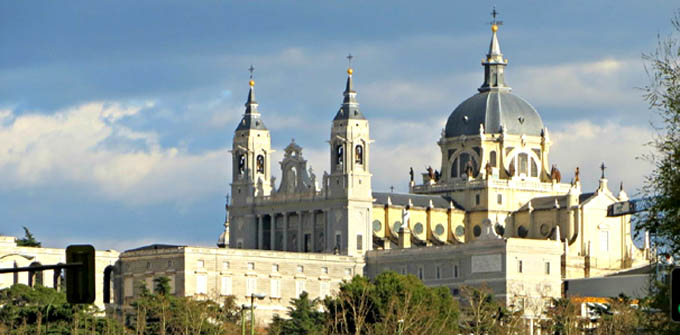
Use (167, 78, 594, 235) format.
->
(249, 79, 255, 87)
(347, 68, 353, 75)
(491, 24, 498, 32)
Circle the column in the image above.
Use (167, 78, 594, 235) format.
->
(257, 215, 263, 250)
(311, 211, 317, 252)
(324, 209, 331, 253)
(270, 213, 276, 250)
(283, 213, 288, 251)
(295, 211, 305, 252)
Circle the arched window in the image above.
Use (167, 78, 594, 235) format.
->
(451, 158, 459, 178)
(336, 145, 344, 165)
(490, 151, 497, 167)
(509, 152, 539, 178)
(451, 152, 478, 178)
(238, 154, 246, 175)
(104, 266, 115, 304)
(355, 145, 363, 165)
(28, 262, 43, 287)
(53, 266, 64, 291)
(256, 155, 265, 173)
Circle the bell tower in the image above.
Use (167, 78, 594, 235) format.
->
(328, 59, 372, 200)
(326, 58, 373, 256)
(231, 67, 272, 206)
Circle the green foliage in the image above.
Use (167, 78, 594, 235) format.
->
(15, 226, 41, 247)
(324, 272, 459, 335)
(0, 284, 124, 334)
(154, 276, 172, 296)
(269, 291, 324, 335)
(127, 276, 241, 335)
(636, 10, 680, 333)
(639, 11, 680, 255)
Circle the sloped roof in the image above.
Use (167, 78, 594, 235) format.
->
(125, 244, 184, 252)
(372, 192, 464, 210)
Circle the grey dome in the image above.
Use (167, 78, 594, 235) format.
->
(444, 90, 543, 138)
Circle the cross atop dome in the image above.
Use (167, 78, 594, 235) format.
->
(489, 6, 503, 31)
(248, 64, 255, 87)
(346, 53, 354, 75)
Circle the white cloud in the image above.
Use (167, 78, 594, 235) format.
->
(550, 120, 653, 195)
(512, 58, 646, 109)
(0, 102, 229, 205)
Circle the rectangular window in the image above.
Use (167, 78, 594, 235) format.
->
(295, 280, 306, 298)
(497, 194, 503, 205)
(335, 233, 342, 249)
(222, 261, 229, 270)
(436, 266, 441, 279)
(248, 262, 255, 270)
(272, 264, 279, 273)
(270, 278, 281, 298)
(518, 260, 523, 273)
(545, 262, 550, 275)
(418, 267, 424, 280)
(196, 260, 204, 268)
(451, 288, 460, 296)
(400, 267, 406, 275)
(475, 194, 480, 205)
(246, 277, 257, 296)
(321, 267, 329, 274)
(304, 234, 311, 252)
(519, 154, 528, 175)
(124, 278, 133, 297)
(345, 268, 353, 277)
(454, 264, 459, 278)
(195, 275, 207, 294)
(600, 231, 609, 251)
(168, 260, 173, 268)
(357, 234, 363, 251)
(221, 276, 232, 296)
(297, 265, 304, 273)
(320, 281, 330, 298)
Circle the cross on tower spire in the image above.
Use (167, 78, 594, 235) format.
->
(490, 6, 503, 27)
(248, 65, 255, 79)
(600, 162, 607, 179)
(346, 53, 353, 68)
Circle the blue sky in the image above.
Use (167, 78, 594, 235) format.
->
(0, 1, 676, 250)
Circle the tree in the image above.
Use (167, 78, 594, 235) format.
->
(458, 285, 502, 335)
(636, 10, 680, 334)
(639, 10, 680, 255)
(269, 291, 324, 335)
(15, 227, 41, 247)
(323, 272, 459, 335)
(541, 298, 585, 335)
(0, 284, 123, 335)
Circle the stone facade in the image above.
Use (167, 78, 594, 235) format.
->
(113, 245, 363, 324)
(0, 236, 120, 310)
(366, 238, 562, 316)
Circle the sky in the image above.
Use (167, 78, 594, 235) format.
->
(0, 1, 676, 251)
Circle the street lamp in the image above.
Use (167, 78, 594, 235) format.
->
(241, 293, 266, 335)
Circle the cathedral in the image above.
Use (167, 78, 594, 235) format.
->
(0, 17, 652, 326)
(221, 19, 650, 279)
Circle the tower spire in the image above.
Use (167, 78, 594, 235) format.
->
(479, 7, 510, 92)
(236, 65, 267, 131)
(334, 54, 365, 120)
